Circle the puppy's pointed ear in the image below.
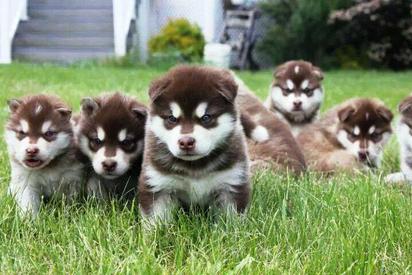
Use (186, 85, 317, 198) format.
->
(130, 103, 147, 120)
(7, 99, 22, 113)
(273, 63, 287, 79)
(312, 65, 324, 81)
(56, 107, 72, 120)
(399, 96, 412, 116)
(216, 70, 238, 103)
(149, 76, 171, 103)
(338, 106, 355, 122)
(81, 97, 99, 117)
(377, 106, 393, 122)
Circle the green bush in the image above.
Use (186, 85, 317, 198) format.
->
(148, 19, 206, 62)
(257, 0, 352, 68)
(330, 0, 412, 70)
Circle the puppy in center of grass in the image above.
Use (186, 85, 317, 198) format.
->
(5, 95, 84, 216)
(75, 93, 147, 200)
(385, 95, 412, 184)
(297, 98, 393, 173)
(139, 65, 250, 223)
(265, 60, 324, 136)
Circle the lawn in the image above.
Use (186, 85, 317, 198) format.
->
(0, 63, 412, 273)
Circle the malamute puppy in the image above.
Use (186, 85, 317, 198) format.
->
(264, 60, 324, 136)
(75, 93, 147, 200)
(297, 98, 393, 173)
(5, 95, 83, 216)
(139, 65, 251, 223)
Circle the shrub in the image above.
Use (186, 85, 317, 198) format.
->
(330, 0, 412, 70)
(257, 0, 353, 68)
(148, 19, 206, 62)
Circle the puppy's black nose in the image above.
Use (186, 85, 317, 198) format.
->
(26, 147, 39, 156)
(293, 101, 302, 109)
(178, 137, 196, 151)
(358, 151, 369, 162)
(102, 160, 117, 172)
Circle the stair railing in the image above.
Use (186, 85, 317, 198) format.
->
(113, 0, 136, 57)
(0, 0, 28, 64)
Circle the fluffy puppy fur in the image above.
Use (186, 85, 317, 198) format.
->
(385, 95, 412, 183)
(234, 75, 306, 174)
(297, 98, 393, 173)
(139, 65, 250, 223)
(264, 60, 324, 136)
(5, 94, 83, 216)
(75, 93, 147, 200)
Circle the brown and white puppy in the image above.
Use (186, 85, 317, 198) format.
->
(5, 94, 83, 216)
(385, 95, 412, 183)
(139, 65, 250, 223)
(75, 93, 147, 200)
(264, 60, 324, 136)
(297, 98, 393, 173)
(234, 75, 306, 174)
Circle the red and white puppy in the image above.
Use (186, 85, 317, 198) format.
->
(139, 65, 250, 224)
(265, 60, 324, 136)
(75, 93, 146, 200)
(5, 95, 83, 216)
(297, 98, 393, 173)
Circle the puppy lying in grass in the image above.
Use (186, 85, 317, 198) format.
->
(138, 65, 251, 224)
(297, 98, 393, 173)
(5, 95, 84, 216)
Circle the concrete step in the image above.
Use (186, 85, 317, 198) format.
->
(18, 20, 113, 33)
(25, 13, 113, 23)
(29, 8, 113, 19)
(29, 3, 112, 10)
(13, 47, 114, 63)
(13, 0, 117, 63)
(14, 34, 114, 48)
(30, 0, 111, 3)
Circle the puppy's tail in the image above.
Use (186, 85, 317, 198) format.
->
(240, 113, 269, 143)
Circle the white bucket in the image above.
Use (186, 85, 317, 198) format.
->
(204, 43, 232, 68)
(231, 0, 247, 5)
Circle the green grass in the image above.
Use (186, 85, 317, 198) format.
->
(0, 63, 412, 273)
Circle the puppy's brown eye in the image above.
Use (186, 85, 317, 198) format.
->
(370, 132, 382, 142)
(44, 130, 57, 139)
(303, 88, 313, 96)
(167, 115, 177, 124)
(16, 130, 27, 139)
(346, 130, 357, 139)
(200, 114, 212, 124)
(120, 139, 134, 150)
(90, 138, 103, 147)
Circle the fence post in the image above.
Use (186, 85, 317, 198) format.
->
(137, 0, 150, 62)
(203, 0, 222, 42)
(21, 0, 28, 20)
